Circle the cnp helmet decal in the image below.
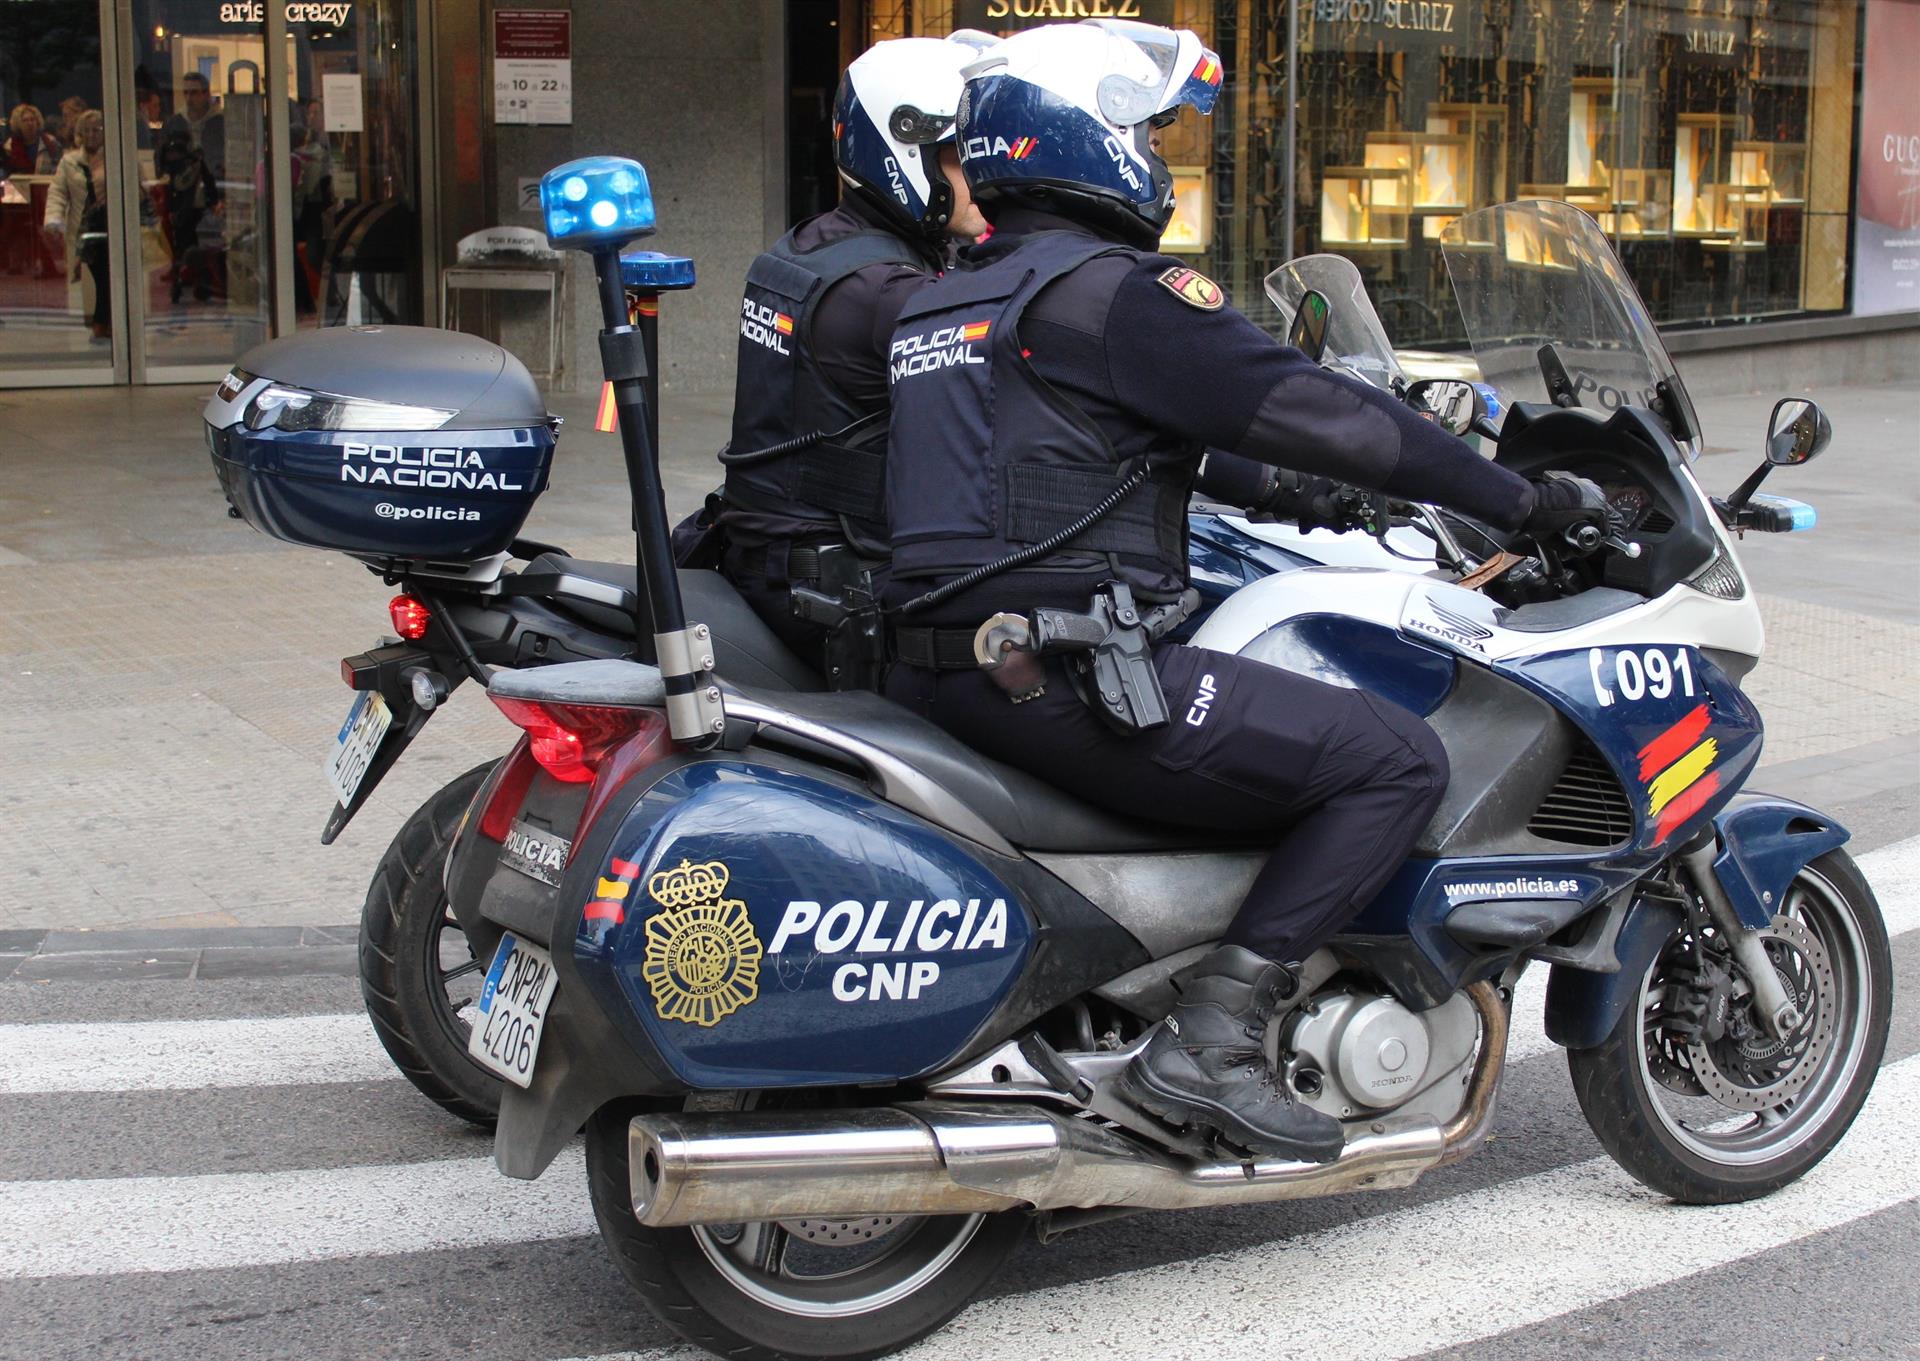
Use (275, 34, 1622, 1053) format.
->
(640, 859, 763, 1027)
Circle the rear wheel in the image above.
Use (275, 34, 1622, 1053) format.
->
(358, 762, 503, 1126)
(585, 1099, 1026, 1361)
(1569, 849, 1891, 1203)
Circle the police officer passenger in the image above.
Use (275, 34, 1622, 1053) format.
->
(714, 34, 993, 675)
(883, 22, 1613, 1162)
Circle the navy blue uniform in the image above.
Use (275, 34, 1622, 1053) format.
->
(884, 209, 1535, 963)
(718, 197, 938, 660)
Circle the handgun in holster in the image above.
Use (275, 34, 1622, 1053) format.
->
(972, 583, 1200, 734)
(789, 546, 886, 692)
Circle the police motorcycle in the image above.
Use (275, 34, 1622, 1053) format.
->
(409, 175, 1886, 1359)
(216, 159, 1887, 1358)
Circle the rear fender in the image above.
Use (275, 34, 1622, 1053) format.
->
(1709, 792, 1849, 930)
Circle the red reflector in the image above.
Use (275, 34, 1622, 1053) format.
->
(389, 594, 432, 641)
(340, 658, 356, 688)
(489, 696, 652, 784)
(478, 741, 539, 841)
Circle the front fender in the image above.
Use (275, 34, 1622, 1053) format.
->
(1545, 894, 1683, 1051)
(1541, 792, 1848, 1051)
(1710, 792, 1849, 930)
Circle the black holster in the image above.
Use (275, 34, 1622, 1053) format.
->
(1028, 584, 1197, 734)
(788, 545, 886, 692)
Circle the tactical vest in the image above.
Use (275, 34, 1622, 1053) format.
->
(723, 226, 925, 536)
(885, 230, 1193, 608)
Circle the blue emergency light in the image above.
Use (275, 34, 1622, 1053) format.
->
(540, 155, 655, 251)
(1748, 493, 1818, 531)
(620, 250, 697, 292)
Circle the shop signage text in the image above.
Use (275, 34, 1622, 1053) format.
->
(1314, 0, 1458, 34)
(218, 1, 355, 24)
(952, 0, 1173, 27)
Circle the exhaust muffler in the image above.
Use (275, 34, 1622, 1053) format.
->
(630, 981, 1505, 1228)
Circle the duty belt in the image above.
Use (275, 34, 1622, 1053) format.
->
(891, 626, 983, 671)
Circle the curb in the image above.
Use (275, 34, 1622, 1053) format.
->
(0, 925, 360, 984)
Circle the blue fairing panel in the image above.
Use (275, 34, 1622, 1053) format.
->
(1711, 793, 1850, 930)
(1498, 646, 1763, 853)
(1241, 615, 1456, 717)
(1544, 894, 1685, 1050)
(572, 762, 1033, 1088)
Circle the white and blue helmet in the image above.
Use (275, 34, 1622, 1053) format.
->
(955, 20, 1222, 247)
(833, 32, 998, 239)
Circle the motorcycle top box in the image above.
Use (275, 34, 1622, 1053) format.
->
(205, 326, 557, 564)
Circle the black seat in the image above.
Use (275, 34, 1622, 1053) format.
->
(527, 554, 823, 693)
(735, 686, 1255, 854)
(529, 557, 1247, 854)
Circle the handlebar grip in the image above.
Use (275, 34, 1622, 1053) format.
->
(1564, 522, 1603, 553)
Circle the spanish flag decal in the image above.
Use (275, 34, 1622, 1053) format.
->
(773, 312, 795, 335)
(1193, 55, 1222, 86)
(585, 856, 642, 925)
(1639, 704, 1721, 843)
(594, 382, 618, 433)
(1009, 136, 1038, 160)
(961, 320, 992, 341)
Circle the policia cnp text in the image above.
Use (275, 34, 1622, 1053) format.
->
(881, 21, 1614, 1163)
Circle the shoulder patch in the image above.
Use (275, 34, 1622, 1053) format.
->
(1156, 266, 1224, 311)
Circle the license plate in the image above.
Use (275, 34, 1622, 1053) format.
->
(467, 933, 558, 1088)
(325, 690, 392, 807)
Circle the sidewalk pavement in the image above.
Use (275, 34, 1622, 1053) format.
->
(0, 377, 1913, 931)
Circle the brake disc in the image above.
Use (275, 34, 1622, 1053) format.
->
(779, 1216, 902, 1244)
(1685, 915, 1834, 1112)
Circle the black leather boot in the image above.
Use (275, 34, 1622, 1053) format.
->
(1115, 943, 1344, 1163)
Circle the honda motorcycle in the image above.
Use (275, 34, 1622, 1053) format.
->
(216, 167, 1888, 1361)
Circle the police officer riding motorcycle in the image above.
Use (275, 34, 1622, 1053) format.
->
(882, 20, 1616, 1162)
(708, 33, 993, 688)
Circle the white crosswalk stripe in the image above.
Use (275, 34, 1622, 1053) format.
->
(0, 1149, 593, 1279)
(0, 1014, 393, 1094)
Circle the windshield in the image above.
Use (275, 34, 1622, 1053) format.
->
(1438, 200, 1701, 451)
(1263, 255, 1407, 395)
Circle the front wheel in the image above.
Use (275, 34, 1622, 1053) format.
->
(585, 1101, 1027, 1361)
(1569, 848, 1891, 1203)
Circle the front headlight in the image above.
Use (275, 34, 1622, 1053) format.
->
(242, 384, 455, 433)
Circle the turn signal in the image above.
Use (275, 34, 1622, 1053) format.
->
(489, 696, 653, 784)
(388, 594, 432, 641)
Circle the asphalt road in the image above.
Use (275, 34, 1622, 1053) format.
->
(0, 833, 1915, 1361)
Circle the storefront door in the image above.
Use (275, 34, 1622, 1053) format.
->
(0, 0, 424, 389)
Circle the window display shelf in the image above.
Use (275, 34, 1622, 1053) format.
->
(1426, 102, 1508, 208)
(1567, 77, 1618, 189)
(1320, 166, 1411, 248)
(1674, 112, 1745, 237)
(1364, 132, 1469, 214)
(1729, 141, 1806, 207)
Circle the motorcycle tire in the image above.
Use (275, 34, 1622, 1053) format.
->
(585, 1100, 1028, 1361)
(358, 761, 504, 1127)
(1568, 848, 1891, 1205)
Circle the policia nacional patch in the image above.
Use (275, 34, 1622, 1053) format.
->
(1157, 266, 1224, 311)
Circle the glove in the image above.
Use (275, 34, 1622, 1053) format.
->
(1523, 471, 1616, 538)
(1253, 468, 1353, 534)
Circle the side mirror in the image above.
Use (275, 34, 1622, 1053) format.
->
(1404, 378, 1486, 438)
(1286, 289, 1331, 363)
(1766, 397, 1832, 466)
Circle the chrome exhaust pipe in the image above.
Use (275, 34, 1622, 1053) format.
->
(630, 982, 1506, 1229)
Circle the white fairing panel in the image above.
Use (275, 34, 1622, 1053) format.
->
(1191, 566, 1764, 666)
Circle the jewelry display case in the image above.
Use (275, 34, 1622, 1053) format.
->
(1319, 166, 1411, 248)
(1567, 77, 1618, 189)
(1674, 112, 1744, 237)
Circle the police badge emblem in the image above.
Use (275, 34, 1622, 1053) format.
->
(640, 859, 763, 1027)
(1156, 266, 1224, 311)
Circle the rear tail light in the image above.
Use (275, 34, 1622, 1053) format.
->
(489, 696, 656, 784)
(389, 594, 432, 640)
